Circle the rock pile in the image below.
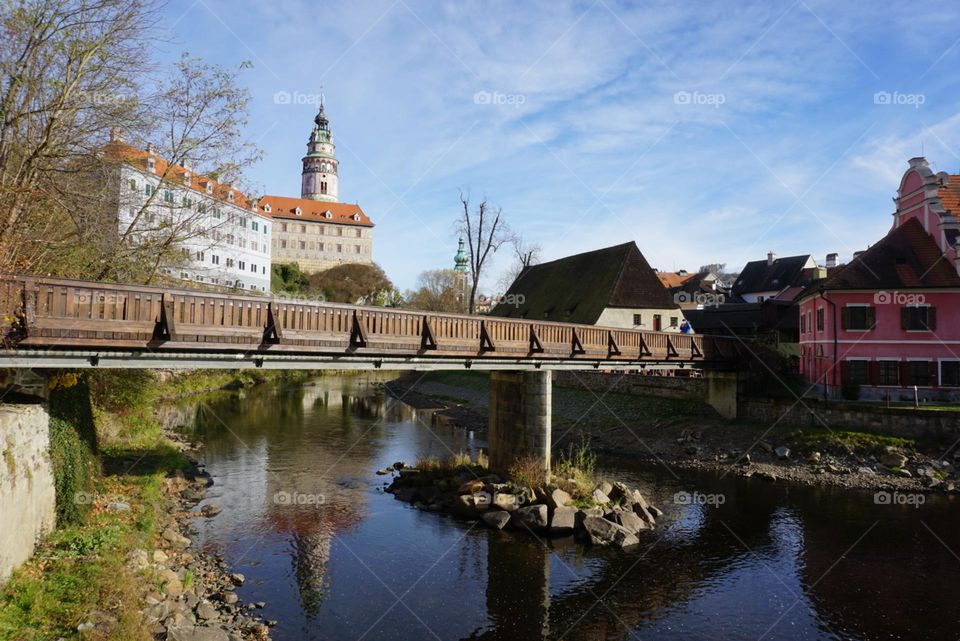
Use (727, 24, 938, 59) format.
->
(385, 467, 660, 549)
(91, 461, 276, 641)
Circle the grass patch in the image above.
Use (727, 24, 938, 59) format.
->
(0, 370, 209, 641)
(553, 437, 599, 498)
(795, 426, 914, 450)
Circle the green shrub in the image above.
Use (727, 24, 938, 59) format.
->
(48, 417, 98, 526)
(86, 369, 158, 413)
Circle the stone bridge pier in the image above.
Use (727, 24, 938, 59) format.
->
(487, 371, 552, 481)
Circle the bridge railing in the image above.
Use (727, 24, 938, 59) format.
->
(0, 275, 741, 365)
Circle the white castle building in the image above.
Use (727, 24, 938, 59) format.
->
(106, 135, 273, 292)
(257, 97, 375, 274)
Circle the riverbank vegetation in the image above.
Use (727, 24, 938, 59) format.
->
(0, 368, 306, 640)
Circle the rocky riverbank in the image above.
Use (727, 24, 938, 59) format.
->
(116, 434, 275, 641)
(384, 463, 662, 549)
(386, 374, 960, 494)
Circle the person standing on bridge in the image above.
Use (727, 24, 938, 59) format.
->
(680, 319, 693, 334)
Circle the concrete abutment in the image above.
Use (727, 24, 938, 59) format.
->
(488, 370, 552, 481)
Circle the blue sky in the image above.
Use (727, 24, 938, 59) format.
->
(159, 0, 960, 292)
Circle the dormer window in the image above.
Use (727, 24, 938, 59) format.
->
(183, 172, 191, 186)
(227, 191, 234, 202)
(294, 207, 302, 215)
(205, 183, 213, 194)
(324, 211, 332, 219)
(352, 213, 360, 221)
(264, 204, 272, 214)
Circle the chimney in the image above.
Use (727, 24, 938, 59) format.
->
(853, 250, 865, 260)
(146, 142, 154, 154)
(826, 252, 838, 268)
(767, 251, 777, 266)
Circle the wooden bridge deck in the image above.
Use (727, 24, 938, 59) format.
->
(0, 276, 744, 370)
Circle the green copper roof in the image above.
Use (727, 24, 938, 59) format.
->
(454, 237, 469, 273)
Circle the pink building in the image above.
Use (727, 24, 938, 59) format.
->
(798, 157, 960, 401)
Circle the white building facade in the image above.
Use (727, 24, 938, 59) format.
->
(110, 141, 272, 292)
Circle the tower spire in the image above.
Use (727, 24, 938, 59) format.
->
(301, 90, 338, 202)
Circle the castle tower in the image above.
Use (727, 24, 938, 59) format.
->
(301, 94, 339, 202)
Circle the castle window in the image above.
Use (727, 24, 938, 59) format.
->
(239, 260, 246, 270)
(299, 241, 306, 250)
(337, 244, 342, 253)
(321, 181, 327, 194)
(129, 179, 137, 191)
(300, 225, 306, 233)
(355, 245, 360, 254)
(163, 190, 174, 203)
(356, 229, 362, 237)
(281, 240, 287, 249)
(281, 223, 287, 232)
(145, 184, 154, 197)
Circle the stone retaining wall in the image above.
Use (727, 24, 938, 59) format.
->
(739, 397, 960, 440)
(0, 403, 55, 584)
(553, 371, 705, 400)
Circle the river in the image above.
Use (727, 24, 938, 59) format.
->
(173, 375, 960, 641)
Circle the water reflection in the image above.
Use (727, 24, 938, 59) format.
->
(169, 376, 960, 641)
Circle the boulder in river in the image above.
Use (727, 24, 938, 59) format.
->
(775, 446, 790, 460)
(591, 488, 611, 505)
(581, 516, 638, 548)
(549, 506, 577, 536)
(511, 504, 548, 531)
(606, 510, 649, 534)
(545, 488, 571, 509)
(481, 510, 511, 530)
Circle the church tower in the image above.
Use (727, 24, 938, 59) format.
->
(301, 94, 339, 202)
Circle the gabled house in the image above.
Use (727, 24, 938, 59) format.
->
(732, 252, 817, 303)
(798, 157, 960, 400)
(490, 242, 685, 331)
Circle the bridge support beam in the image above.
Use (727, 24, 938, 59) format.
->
(705, 370, 739, 419)
(488, 370, 551, 481)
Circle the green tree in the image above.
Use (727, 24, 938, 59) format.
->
(308, 263, 394, 304)
(405, 269, 466, 313)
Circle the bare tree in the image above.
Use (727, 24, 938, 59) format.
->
(99, 53, 261, 282)
(498, 233, 541, 291)
(0, 0, 159, 273)
(458, 191, 509, 314)
(405, 269, 466, 313)
(0, 1, 261, 284)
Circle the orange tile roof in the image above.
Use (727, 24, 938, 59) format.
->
(939, 175, 960, 212)
(103, 141, 253, 210)
(257, 195, 373, 227)
(656, 271, 696, 288)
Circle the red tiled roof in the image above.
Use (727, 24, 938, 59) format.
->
(657, 271, 696, 288)
(938, 175, 960, 212)
(103, 141, 252, 209)
(257, 195, 373, 227)
(819, 217, 960, 290)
